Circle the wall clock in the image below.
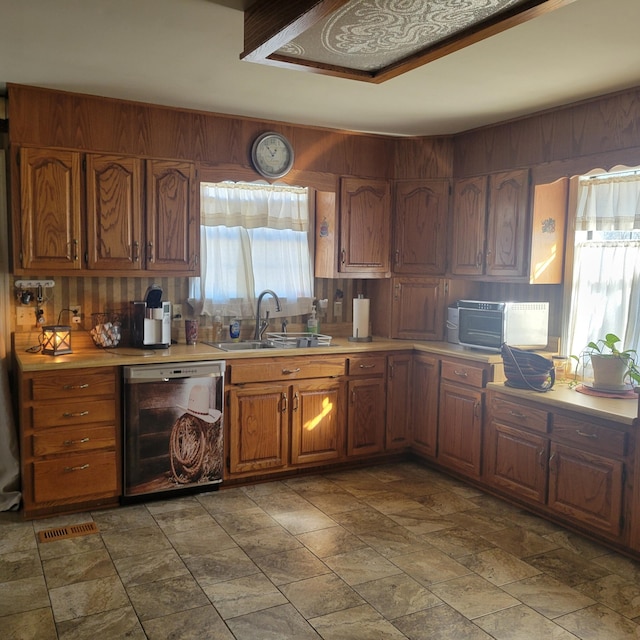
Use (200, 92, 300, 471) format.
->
(251, 131, 294, 179)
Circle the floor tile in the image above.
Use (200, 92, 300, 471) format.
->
(279, 572, 364, 618)
(254, 546, 330, 585)
(0, 575, 51, 616)
(182, 546, 260, 583)
(309, 602, 408, 639)
(357, 525, 432, 558)
(393, 603, 493, 640)
(113, 548, 189, 587)
(213, 505, 279, 535)
(555, 603, 640, 639)
(296, 525, 367, 557)
(56, 605, 146, 640)
(101, 525, 172, 561)
(428, 573, 520, 619)
(387, 507, 455, 535)
(424, 526, 496, 558)
(199, 572, 287, 619)
(390, 547, 471, 586)
(271, 506, 337, 534)
(457, 548, 541, 586)
(43, 548, 117, 589)
(197, 486, 258, 514)
(142, 604, 234, 640)
(331, 505, 401, 534)
(164, 520, 237, 556)
(232, 524, 303, 559)
(575, 573, 640, 619)
(481, 525, 561, 558)
(525, 547, 612, 586)
(502, 573, 597, 619)
(475, 603, 580, 639)
(354, 573, 442, 619)
(226, 602, 321, 639)
(0, 549, 43, 581)
(0, 607, 57, 640)
(323, 546, 403, 586)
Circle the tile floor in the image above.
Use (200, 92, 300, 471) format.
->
(2, 461, 640, 639)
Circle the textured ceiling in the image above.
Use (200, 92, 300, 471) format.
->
(1, 0, 640, 136)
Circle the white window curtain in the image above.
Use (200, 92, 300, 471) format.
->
(566, 171, 640, 366)
(189, 181, 313, 318)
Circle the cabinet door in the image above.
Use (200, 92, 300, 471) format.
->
(450, 175, 487, 276)
(486, 169, 530, 278)
(86, 154, 143, 271)
(146, 159, 199, 274)
(393, 179, 448, 275)
(19, 147, 82, 272)
(386, 354, 412, 450)
(291, 379, 344, 465)
(347, 377, 386, 456)
(228, 384, 288, 474)
(411, 353, 439, 458)
(340, 177, 390, 274)
(485, 420, 548, 504)
(438, 381, 483, 478)
(548, 442, 624, 538)
(391, 277, 443, 340)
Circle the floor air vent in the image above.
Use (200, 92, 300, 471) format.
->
(38, 521, 99, 543)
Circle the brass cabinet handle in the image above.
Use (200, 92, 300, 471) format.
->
(63, 383, 89, 390)
(454, 369, 468, 377)
(72, 239, 78, 261)
(509, 410, 526, 419)
(133, 240, 140, 262)
(538, 449, 546, 467)
(292, 392, 299, 411)
(147, 241, 154, 262)
(282, 368, 301, 375)
(63, 437, 90, 446)
(62, 410, 89, 418)
(359, 363, 376, 369)
(576, 429, 598, 439)
(281, 392, 288, 412)
(64, 464, 90, 472)
(340, 248, 346, 265)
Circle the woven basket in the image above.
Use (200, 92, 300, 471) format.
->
(501, 343, 555, 392)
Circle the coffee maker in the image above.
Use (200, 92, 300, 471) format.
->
(130, 285, 171, 348)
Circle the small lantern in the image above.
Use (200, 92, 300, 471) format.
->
(42, 325, 72, 356)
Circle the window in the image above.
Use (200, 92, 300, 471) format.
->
(189, 181, 314, 318)
(564, 169, 640, 366)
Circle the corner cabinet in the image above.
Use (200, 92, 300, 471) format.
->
(392, 179, 449, 275)
(13, 146, 199, 276)
(485, 389, 632, 545)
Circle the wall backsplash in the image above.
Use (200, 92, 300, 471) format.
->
(10, 275, 366, 342)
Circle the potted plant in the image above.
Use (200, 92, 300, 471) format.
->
(571, 333, 640, 390)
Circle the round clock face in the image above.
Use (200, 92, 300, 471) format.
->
(251, 132, 294, 179)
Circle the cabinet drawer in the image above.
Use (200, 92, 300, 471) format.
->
(489, 394, 549, 434)
(441, 360, 486, 388)
(552, 415, 627, 458)
(29, 368, 116, 401)
(32, 451, 118, 503)
(31, 399, 116, 429)
(32, 425, 116, 457)
(228, 356, 345, 384)
(348, 356, 386, 376)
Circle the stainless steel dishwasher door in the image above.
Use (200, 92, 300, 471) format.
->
(123, 360, 225, 499)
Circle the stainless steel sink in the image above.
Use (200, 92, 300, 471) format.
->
(203, 340, 275, 351)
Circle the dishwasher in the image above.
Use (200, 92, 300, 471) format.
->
(123, 360, 225, 500)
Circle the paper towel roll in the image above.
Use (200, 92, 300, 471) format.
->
(353, 297, 370, 339)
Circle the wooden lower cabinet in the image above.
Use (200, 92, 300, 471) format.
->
(18, 366, 121, 518)
(486, 389, 632, 544)
(411, 353, 440, 458)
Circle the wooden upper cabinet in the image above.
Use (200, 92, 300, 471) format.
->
(393, 179, 449, 275)
(18, 147, 82, 272)
(451, 175, 488, 276)
(486, 169, 530, 278)
(391, 277, 444, 340)
(86, 154, 143, 271)
(339, 177, 391, 275)
(146, 160, 199, 274)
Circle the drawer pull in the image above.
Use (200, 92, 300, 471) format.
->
(64, 464, 90, 472)
(62, 411, 89, 418)
(63, 383, 89, 390)
(282, 368, 301, 375)
(63, 437, 90, 446)
(576, 429, 598, 439)
(359, 363, 376, 369)
(454, 369, 468, 377)
(509, 410, 526, 419)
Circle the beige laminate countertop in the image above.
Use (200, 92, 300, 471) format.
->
(13, 332, 637, 424)
(486, 380, 639, 426)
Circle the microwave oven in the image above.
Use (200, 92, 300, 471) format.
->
(457, 300, 549, 352)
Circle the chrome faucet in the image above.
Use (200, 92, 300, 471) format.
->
(254, 289, 282, 341)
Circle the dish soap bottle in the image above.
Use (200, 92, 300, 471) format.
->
(307, 305, 319, 335)
(212, 310, 223, 342)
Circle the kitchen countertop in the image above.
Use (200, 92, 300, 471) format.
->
(487, 380, 639, 426)
(13, 331, 637, 424)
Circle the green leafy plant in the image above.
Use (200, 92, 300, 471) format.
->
(570, 332, 640, 385)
